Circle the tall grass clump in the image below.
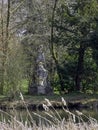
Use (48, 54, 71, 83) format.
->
(0, 93, 98, 130)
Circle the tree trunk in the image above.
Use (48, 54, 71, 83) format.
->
(0, 0, 10, 94)
(75, 43, 85, 91)
(56, 63, 65, 92)
(0, 0, 4, 94)
(50, 0, 65, 92)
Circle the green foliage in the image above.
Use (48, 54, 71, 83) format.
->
(51, 0, 98, 92)
(82, 48, 98, 93)
(3, 37, 26, 96)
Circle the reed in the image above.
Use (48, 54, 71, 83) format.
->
(0, 94, 98, 130)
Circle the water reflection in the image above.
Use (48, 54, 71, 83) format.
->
(0, 108, 98, 124)
(80, 108, 98, 121)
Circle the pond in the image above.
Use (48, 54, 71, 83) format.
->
(0, 107, 98, 124)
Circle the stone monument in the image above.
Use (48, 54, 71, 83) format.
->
(29, 44, 52, 95)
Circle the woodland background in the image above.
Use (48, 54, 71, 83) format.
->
(0, 0, 98, 97)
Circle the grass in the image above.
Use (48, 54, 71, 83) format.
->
(1, 91, 98, 101)
(0, 95, 98, 130)
(0, 114, 97, 129)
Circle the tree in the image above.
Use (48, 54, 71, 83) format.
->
(19, 0, 53, 93)
(51, 0, 98, 92)
(0, 0, 26, 96)
(0, 0, 11, 94)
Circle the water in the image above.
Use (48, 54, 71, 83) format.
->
(0, 107, 98, 124)
(80, 108, 98, 120)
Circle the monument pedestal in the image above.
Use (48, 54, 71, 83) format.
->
(28, 86, 37, 95)
(37, 86, 46, 94)
(29, 86, 53, 95)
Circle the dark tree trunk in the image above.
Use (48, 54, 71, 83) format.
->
(75, 43, 85, 91)
(55, 60, 65, 92)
